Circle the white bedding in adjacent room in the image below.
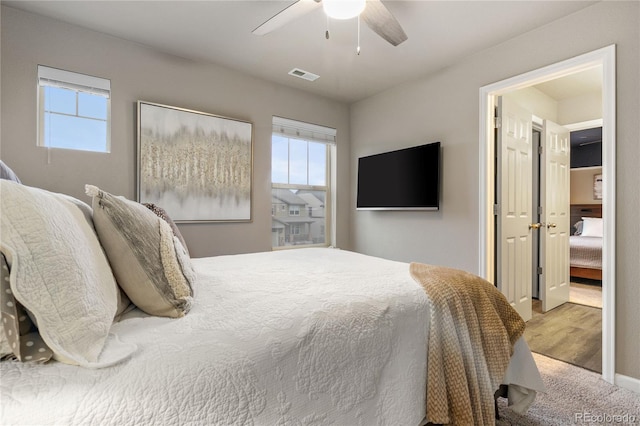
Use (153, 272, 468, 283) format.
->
(0, 248, 543, 425)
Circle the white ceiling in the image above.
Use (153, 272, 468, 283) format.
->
(4, 0, 600, 104)
(533, 67, 602, 100)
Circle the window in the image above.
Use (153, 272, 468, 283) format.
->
(37, 65, 111, 153)
(271, 117, 336, 249)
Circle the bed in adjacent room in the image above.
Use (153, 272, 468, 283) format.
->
(0, 179, 544, 425)
(570, 204, 603, 281)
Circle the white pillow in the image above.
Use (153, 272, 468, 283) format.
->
(0, 180, 135, 367)
(580, 217, 603, 237)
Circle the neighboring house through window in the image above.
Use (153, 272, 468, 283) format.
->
(37, 65, 111, 153)
(271, 116, 336, 249)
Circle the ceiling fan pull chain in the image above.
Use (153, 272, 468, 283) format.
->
(326, 15, 330, 39)
(356, 15, 361, 55)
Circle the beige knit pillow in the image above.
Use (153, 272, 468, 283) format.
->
(143, 203, 189, 256)
(85, 185, 195, 318)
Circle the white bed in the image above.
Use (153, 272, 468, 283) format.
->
(0, 248, 544, 425)
(570, 235, 603, 276)
(0, 181, 544, 425)
(570, 205, 603, 280)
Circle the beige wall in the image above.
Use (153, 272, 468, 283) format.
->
(0, 6, 351, 258)
(350, 1, 639, 379)
(571, 167, 603, 205)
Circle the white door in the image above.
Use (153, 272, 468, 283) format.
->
(496, 96, 533, 321)
(540, 120, 571, 311)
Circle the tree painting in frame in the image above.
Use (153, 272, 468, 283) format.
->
(137, 101, 252, 222)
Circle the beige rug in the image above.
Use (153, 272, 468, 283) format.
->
(570, 281, 602, 308)
(497, 353, 640, 425)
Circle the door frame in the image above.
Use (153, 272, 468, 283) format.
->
(478, 45, 616, 383)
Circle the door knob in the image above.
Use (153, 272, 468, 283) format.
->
(529, 223, 541, 229)
(547, 223, 557, 228)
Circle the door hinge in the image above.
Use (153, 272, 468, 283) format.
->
(494, 117, 502, 129)
(537, 205, 542, 215)
(493, 204, 499, 215)
(538, 145, 543, 155)
(537, 266, 543, 275)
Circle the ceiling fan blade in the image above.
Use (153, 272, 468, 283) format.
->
(361, 0, 407, 46)
(252, 0, 322, 36)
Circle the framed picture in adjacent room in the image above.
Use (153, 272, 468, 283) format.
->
(593, 173, 603, 200)
(137, 101, 253, 222)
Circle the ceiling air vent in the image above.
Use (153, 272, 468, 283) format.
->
(288, 68, 319, 82)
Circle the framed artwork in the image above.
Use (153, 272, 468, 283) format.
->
(593, 173, 603, 200)
(137, 101, 253, 222)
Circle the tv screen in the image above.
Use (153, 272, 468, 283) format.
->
(357, 142, 440, 210)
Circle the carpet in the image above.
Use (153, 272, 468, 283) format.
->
(497, 353, 640, 425)
(570, 281, 602, 308)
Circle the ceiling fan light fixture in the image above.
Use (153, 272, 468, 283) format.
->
(323, 0, 366, 20)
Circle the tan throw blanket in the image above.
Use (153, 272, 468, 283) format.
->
(410, 263, 525, 425)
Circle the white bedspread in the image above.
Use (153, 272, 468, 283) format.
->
(0, 248, 543, 425)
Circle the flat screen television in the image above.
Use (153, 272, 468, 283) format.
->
(357, 141, 440, 210)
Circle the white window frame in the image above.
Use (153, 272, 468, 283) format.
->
(37, 65, 111, 153)
(271, 116, 336, 250)
(289, 205, 300, 216)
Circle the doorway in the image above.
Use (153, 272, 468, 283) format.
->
(479, 46, 616, 383)
(526, 115, 602, 372)
(494, 95, 573, 320)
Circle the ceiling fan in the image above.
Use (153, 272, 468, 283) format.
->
(252, 0, 408, 47)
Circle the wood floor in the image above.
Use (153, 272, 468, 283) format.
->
(524, 298, 602, 373)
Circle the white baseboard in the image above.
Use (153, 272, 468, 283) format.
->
(615, 373, 640, 393)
